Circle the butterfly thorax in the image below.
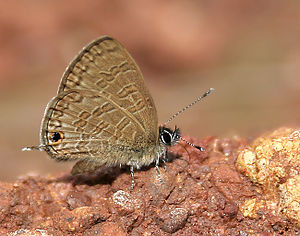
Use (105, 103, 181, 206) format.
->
(121, 126, 181, 169)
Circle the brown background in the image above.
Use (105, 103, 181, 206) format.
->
(0, 0, 299, 181)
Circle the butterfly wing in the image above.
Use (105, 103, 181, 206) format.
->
(40, 36, 159, 166)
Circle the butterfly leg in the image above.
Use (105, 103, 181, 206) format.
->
(130, 166, 135, 191)
(155, 155, 162, 183)
(161, 158, 167, 171)
(161, 150, 167, 171)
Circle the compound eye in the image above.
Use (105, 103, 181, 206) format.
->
(161, 131, 172, 145)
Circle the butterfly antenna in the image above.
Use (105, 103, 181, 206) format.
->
(180, 137, 205, 151)
(164, 88, 214, 125)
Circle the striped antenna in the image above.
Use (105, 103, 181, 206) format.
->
(164, 88, 214, 125)
(180, 137, 205, 151)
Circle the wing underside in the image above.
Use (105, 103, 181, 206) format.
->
(40, 36, 159, 164)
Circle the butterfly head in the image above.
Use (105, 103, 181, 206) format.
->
(159, 126, 181, 147)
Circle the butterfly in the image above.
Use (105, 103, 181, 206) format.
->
(23, 36, 214, 189)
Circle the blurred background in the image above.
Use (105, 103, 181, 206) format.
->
(0, 0, 299, 181)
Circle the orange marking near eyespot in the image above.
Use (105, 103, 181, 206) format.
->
(49, 131, 64, 145)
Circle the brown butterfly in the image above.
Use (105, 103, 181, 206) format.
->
(23, 36, 214, 189)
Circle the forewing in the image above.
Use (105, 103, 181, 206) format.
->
(57, 36, 158, 143)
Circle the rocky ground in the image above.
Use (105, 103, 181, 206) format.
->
(1, 127, 299, 235)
